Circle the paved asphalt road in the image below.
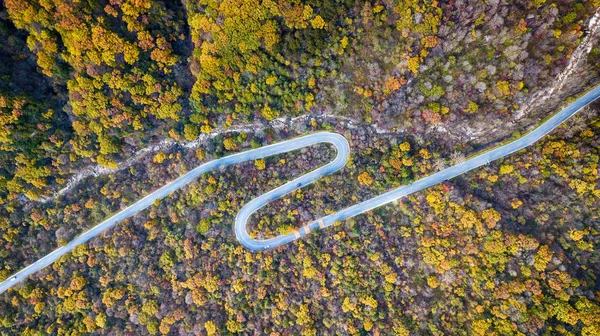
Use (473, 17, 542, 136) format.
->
(1, 85, 599, 294)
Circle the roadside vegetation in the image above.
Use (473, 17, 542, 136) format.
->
(1, 106, 600, 334)
(0, 0, 600, 335)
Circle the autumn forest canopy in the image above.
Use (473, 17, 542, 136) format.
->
(1, 0, 600, 335)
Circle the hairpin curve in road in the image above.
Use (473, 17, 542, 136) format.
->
(1, 85, 600, 294)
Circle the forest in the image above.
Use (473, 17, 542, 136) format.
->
(1, 0, 600, 335)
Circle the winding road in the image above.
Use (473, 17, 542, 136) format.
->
(1, 85, 600, 294)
